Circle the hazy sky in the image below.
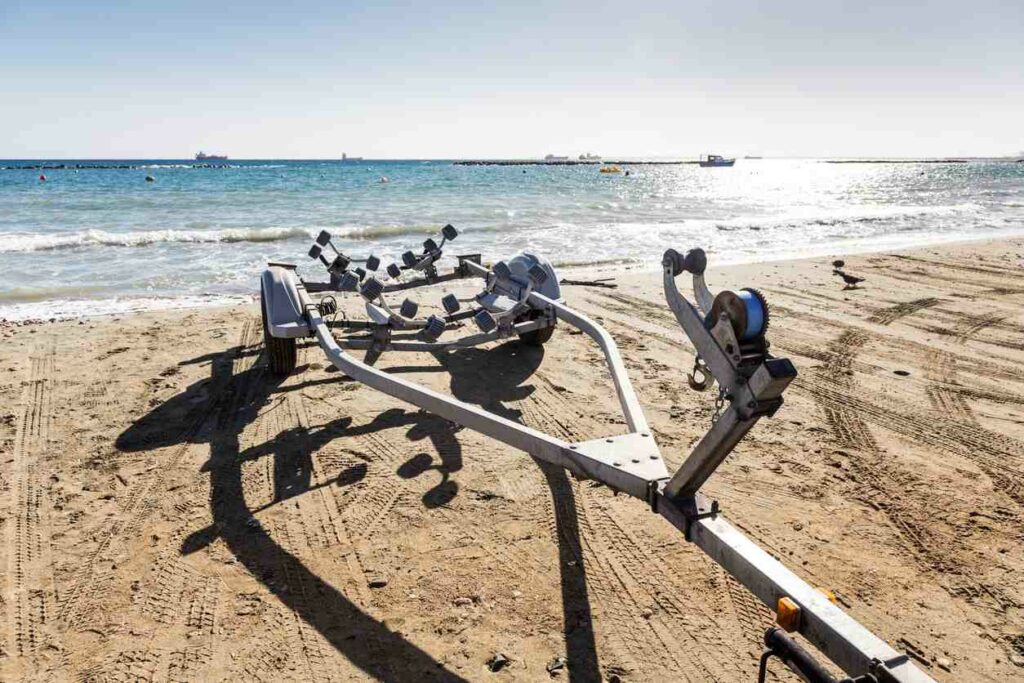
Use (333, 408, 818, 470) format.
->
(2, 0, 1022, 158)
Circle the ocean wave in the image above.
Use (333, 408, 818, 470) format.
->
(712, 203, 980, 232)
(551, 257, 638, 269)
(0, 227, 314, 253)
(0, 222, 489, 253)
(0, 293, 252, 322)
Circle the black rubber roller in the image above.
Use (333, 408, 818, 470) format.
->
(423, 238, 439, 252)
(387, 263, 402, 278)
(474, 309, 497, 333)
(528, 264, 548, 285)
(492, 261, 512, 281)
(441, 293, 460, 314)
(402, 251, 418, 267)
(316, 230, 332, 246)
(663, 248, 707, 276)
(308, 244, 323, 260)
(418, 315, 446, 342)
(339, 272, 360, 292)
(330, 254, 351, 273)
(359, 277, 384, 301)
(442, 224, 458, 241)
(399, 298, 419, 318)
(354, 267, 366, 280)
(365, 255, 380, 271)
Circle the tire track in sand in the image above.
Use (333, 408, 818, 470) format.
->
(3, 344, 59, 675)
(800, 329, 1022, 613)
(63, 319, 263, 680)
(512, 368, 756, 680)
(58, 319, 262, 636)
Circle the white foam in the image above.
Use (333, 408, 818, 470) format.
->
(0, 294, 253, 322)
(0, 222, 491, 253)
(0, 226, 314, 253)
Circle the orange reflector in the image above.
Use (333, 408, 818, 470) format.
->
(822, 589, 838, 605)
(777, 596, 801, 632)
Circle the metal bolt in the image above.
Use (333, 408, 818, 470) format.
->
(649, 454, 658, 460)
(613, 461, 621, 466)
(606, 438, 614, 443)
(631, 458, 640, 464)
(569, 445, 577, 450)
(641, 432, 649, 437)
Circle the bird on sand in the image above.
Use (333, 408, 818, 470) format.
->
(833, 268, 865, 290)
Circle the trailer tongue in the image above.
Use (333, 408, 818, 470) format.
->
(260, 231, 935, 683)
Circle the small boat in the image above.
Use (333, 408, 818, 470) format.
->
(699, 154, 735, 167)
(341, 153, 363, 161)
(579, 153, 601, 161)
(599, 165, 621, 174)
(195, 151, 228, 161)
(544, 154, 569, 162)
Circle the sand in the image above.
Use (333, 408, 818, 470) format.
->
(1, 237, 1023, 682)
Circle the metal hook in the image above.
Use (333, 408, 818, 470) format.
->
(687, 357, 712, 391)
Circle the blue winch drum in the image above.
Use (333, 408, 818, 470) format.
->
(736, 289, 766, 340)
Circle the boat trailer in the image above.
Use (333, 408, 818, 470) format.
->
(259, 227, 936, 683)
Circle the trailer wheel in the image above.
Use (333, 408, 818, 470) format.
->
(517, 311, 555, 346)
(261, 283, 297, 376)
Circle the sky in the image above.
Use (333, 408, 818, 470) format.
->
(1, 0, 1022, 159)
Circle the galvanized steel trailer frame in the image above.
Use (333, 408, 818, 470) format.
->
(260, 250, 935, 683)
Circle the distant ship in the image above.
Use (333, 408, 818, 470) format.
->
(579, 153, 601, 161)
(544, 154, 569, 162)
(699, 154, 735, 167)
(195, 151, 228, 161)
(342, 153, 363, 161)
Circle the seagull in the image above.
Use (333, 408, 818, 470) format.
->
(833, 268, 865, 290)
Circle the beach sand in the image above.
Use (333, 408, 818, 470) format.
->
(1, 237, 1022, 681)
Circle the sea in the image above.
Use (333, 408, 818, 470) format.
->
(1, 158, 1022, 320)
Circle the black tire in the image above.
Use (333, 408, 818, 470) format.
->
(517, 312, 555, 346)
(261, 283, 297, 376)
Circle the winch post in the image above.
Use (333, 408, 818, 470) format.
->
(660, 249, 796, 499)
